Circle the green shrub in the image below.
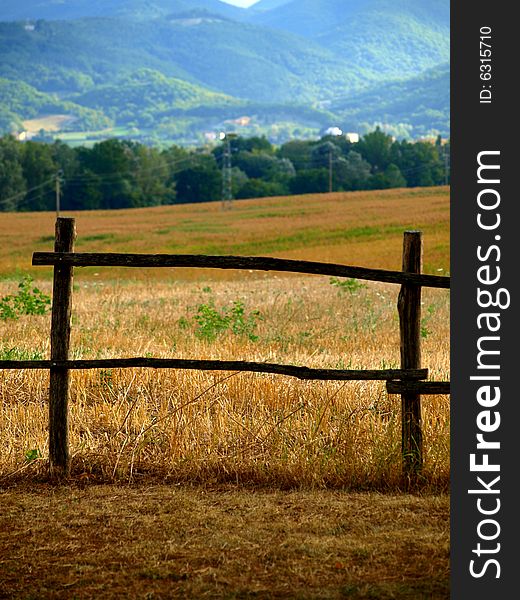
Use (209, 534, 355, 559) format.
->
(329, 277, 367, 295)
(421, 304, 436, 338)
(0, 275, 51, 320)
(193, 300, 261, 342)
(0, 347, 44, 361)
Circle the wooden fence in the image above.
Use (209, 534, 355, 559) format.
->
(1, 217, 450, 479)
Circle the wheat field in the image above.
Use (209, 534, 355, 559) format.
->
(0, 187, 450, 489)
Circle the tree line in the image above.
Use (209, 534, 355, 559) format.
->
(0, 128, 450, 212)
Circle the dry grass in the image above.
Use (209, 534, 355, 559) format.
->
(0, 276, 449, 489)
(22, 114, 76, 134)
(0, 186, 449, 280)
(0, 484, 449, 599)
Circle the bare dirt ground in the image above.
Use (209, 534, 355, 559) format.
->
(0, 484, 449, 599)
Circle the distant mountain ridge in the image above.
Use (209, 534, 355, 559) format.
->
(251, 0, 449, 80)
(0, 0, 244, 21)
(330, 63, 449, 138)
(250, 0, 293, 11)
(0, 0, 450, 144)
(0, 17, 368, 102)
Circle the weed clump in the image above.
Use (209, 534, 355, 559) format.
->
(0, 275, 51, 321)
(190, 299, 261, 342)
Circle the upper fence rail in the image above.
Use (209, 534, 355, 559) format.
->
(32, 252, 450, 288)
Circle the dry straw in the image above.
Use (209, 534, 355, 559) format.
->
(0, 275, 449, 489)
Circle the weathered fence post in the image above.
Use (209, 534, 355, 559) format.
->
(49, 217, 76, 478)
(398, 230, 423, 477)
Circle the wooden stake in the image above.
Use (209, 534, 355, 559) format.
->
(398, 231, 423, 477)
(48, 217, 76, 478)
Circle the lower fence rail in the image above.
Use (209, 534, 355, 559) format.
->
(386, 380, 451, 395)
(0, 359, 427, 381)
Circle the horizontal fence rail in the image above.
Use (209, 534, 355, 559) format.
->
(0, 358, 428, 381)
(386, 380, 450, 395)
(32, 252, 450, 289)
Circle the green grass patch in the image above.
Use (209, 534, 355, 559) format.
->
(176, 222, 233, 234)
(79, 233, 116, 243)
(194, 225, 405, 256)
(36, 235, 55, 244)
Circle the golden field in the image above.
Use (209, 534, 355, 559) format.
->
(0, 187, 450, 598)
(0, 186, 449, 486)
(0, 186, 450, 279)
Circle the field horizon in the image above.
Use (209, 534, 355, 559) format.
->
(0, 186, 450, 281)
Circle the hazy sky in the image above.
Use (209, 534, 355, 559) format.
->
(220, 0, 261, 7)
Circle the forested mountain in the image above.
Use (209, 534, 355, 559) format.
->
(0, 78, 111, 132)
(0, 0, 449, 145)
(0, 17, 362, 101)
(0, 0, 244, 21)
(251, 0, 449, 81)
(329, 64, 450, 138)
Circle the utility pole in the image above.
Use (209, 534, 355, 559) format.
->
(220, 133, 236, 210)
(328, 150, 333, 193)
(55, 170, 63, 217)
(444, 144, 450, 185)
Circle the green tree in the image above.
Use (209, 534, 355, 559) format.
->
(278, 140, 314, 171)
(66, 169, 103, 210)
(333, 151, 371, 191)
(369, 163, 407, 189)
(319, 134, 353, 156)
(289, 168, 328, 194)
(175, 157, 222, 204)
(357, 127, 394, 172)
(392, 140, 444, 187)
(230, 166, 249, 197)
(51, 140, 80, 210)
(77, 139, 138, 209)
(235, 178, 288, 200)
(311, 141, 341, 169)
(20, 141, 56, 211)
(132, 144, 176, 207)
(234, 136, 274, 155)
(234, 152, 295, 181)
(0, 135, 26, 211)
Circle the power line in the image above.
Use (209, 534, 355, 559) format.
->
(0, 176, 55, 208)
(1, 187, 54, 212)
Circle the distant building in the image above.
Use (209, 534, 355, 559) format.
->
(345, 132, 359, 143)
(418, 136, 449, 145)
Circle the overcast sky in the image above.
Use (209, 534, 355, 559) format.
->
(220, 0, 261, 7)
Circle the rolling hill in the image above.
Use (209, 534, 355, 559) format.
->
(0, 0, 450, 144)
(251, 0, 449, 81)
(330, 63, 450, 138)
(0, 17, 364, 102)
(74, 69, 240, 116)
(0, 78, 112, 132)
